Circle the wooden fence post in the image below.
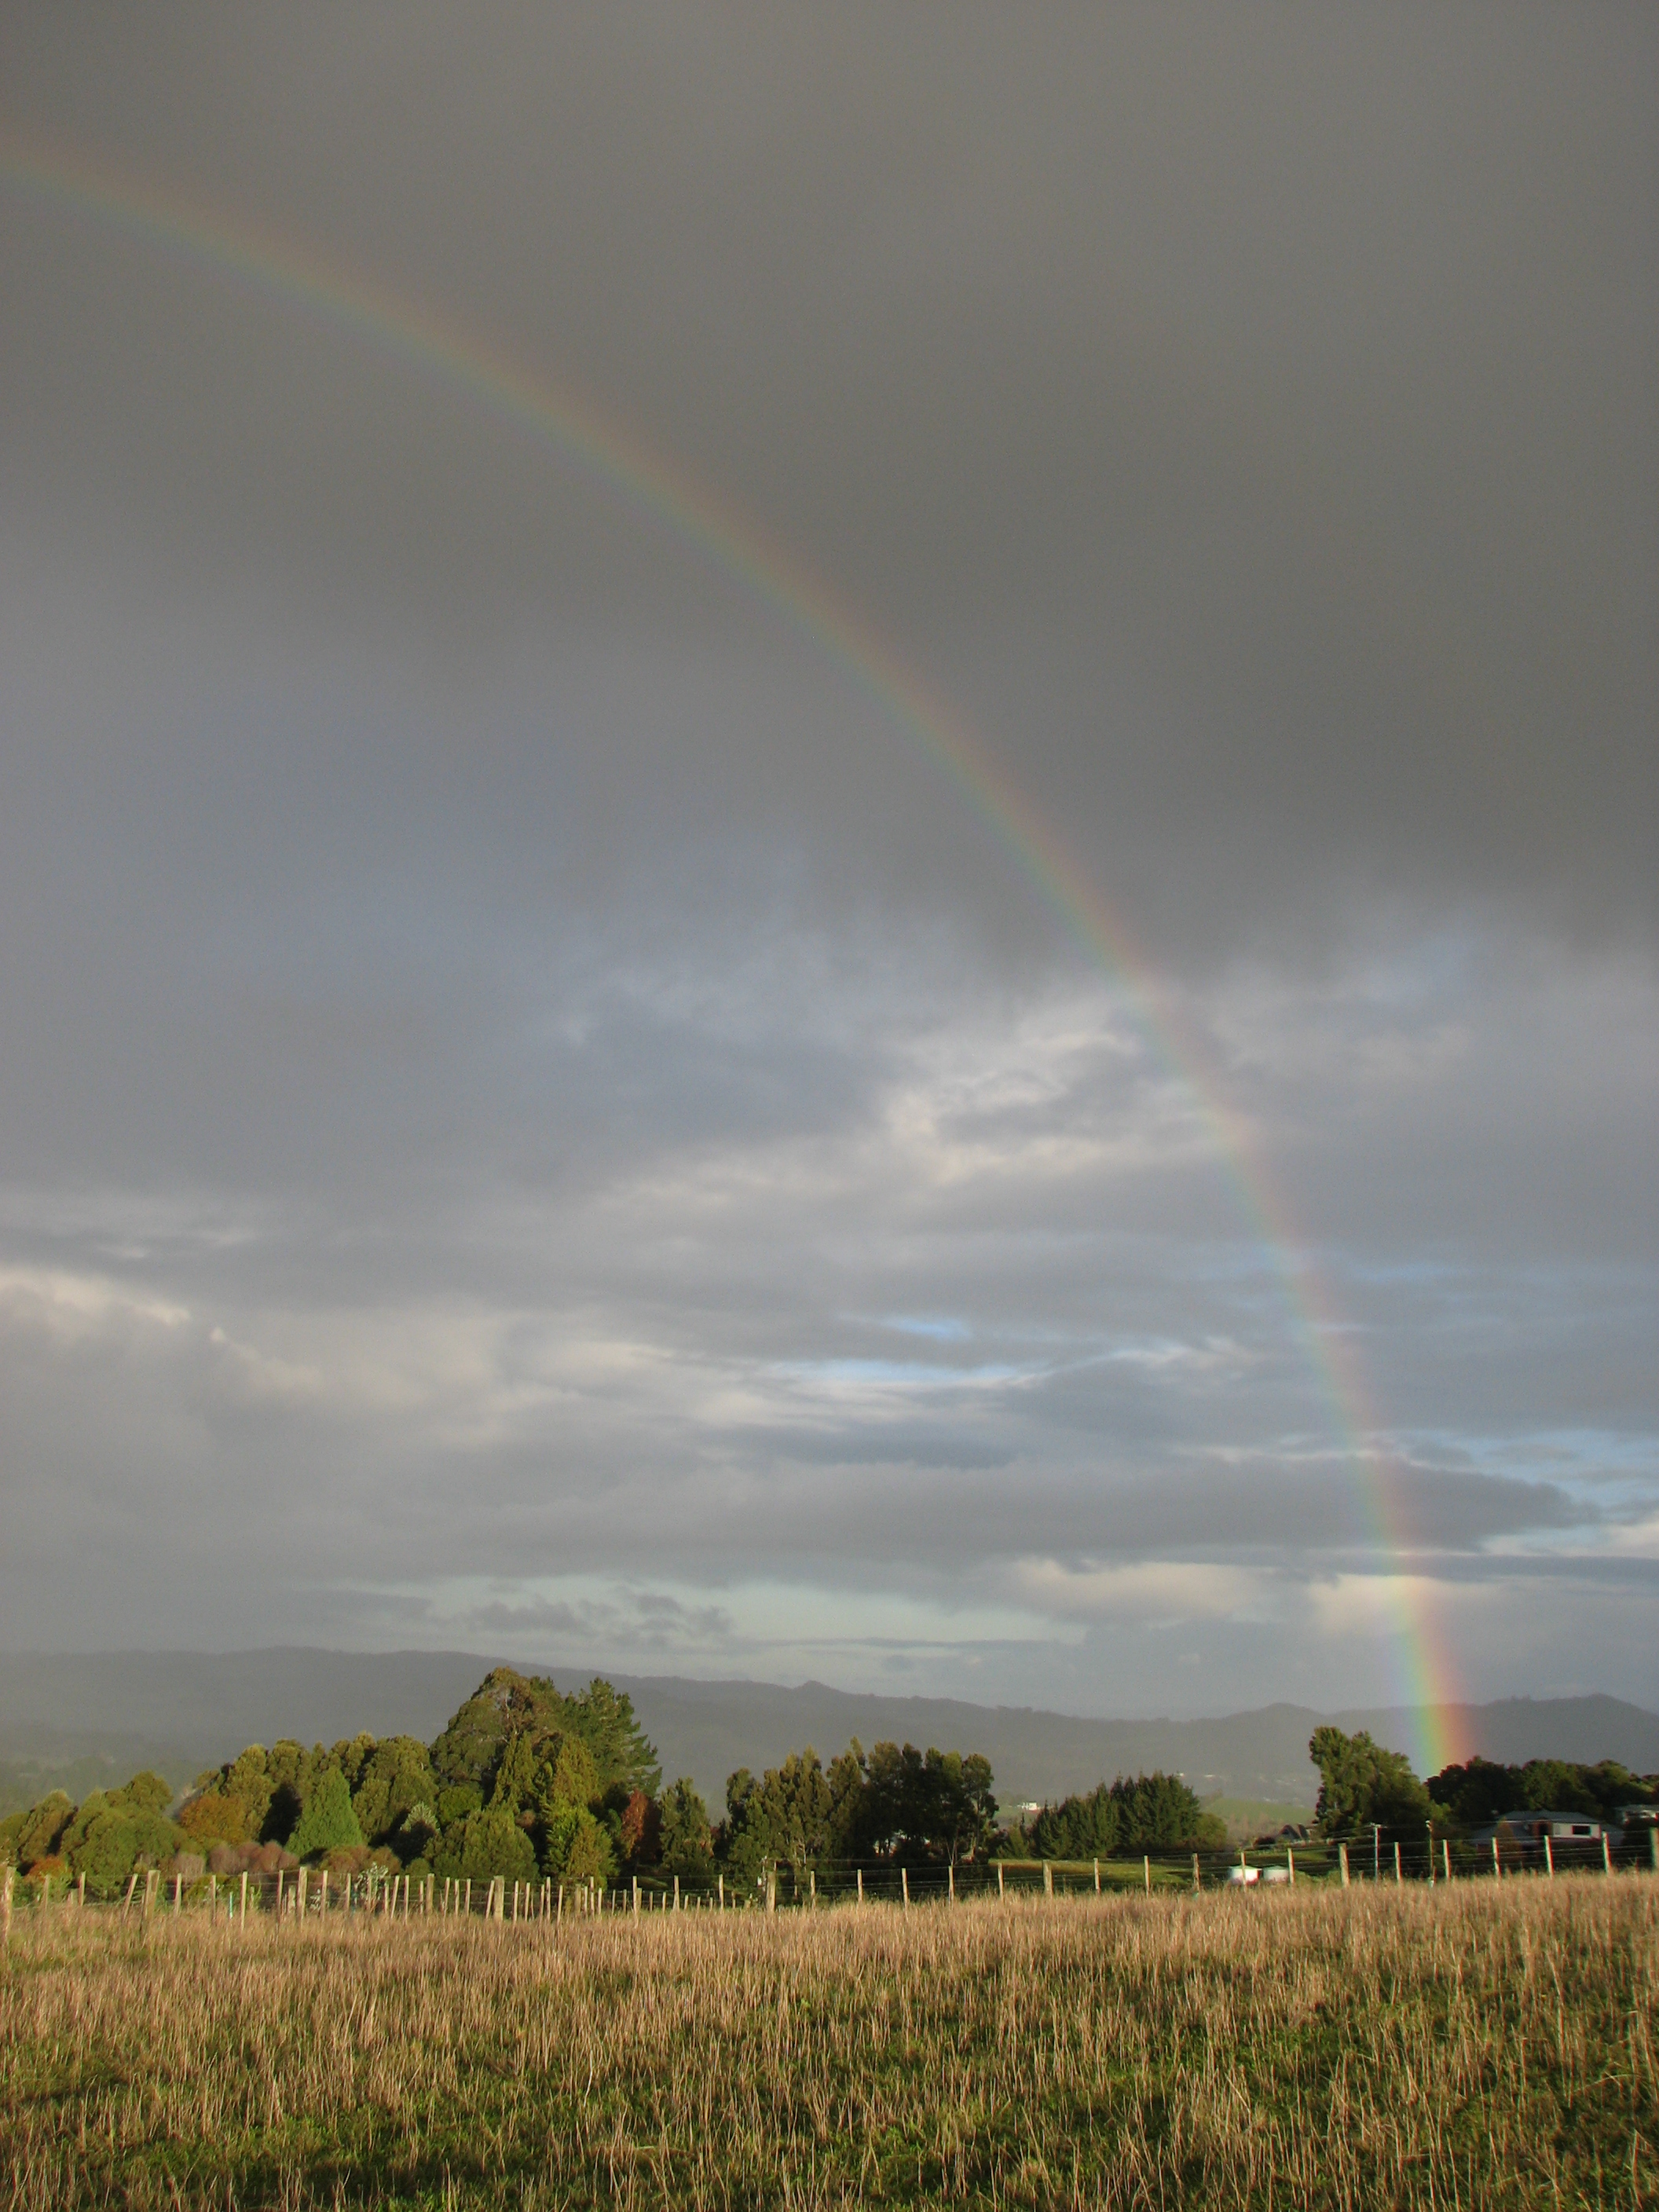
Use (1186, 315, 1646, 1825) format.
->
(1443, 1840, 1452, 1883)
(947, 1865, 954, 1904)
(240, 1870, 248, 1927)
(1492, 1837, 1501, 1879)
(1042, 1862, 1053, 1899)
(1393, 1842, 1402, 1886)
(996, 1863, 1003, 1900)
(79, 1872, 87, 1910)
(275, 1870, 284, 1917)
(1650, 1829, 1659, 1875)
(1602, 1833, 1613, 1876)
(857, 1868, 864, 1904)
(901, 1867, 910, 1910)
(297, 1868, 308, 1921)
(1544, 1835, 1555, 1880)
(1287, 1848, 1295, 1888)
(674, 1875, 681, 1913)
(1339, 1844, 1350, 1889)
(719, 1873, 725, 1910)
(1093, 1859, 1101, 1894)
(1144, 1855, 1151, 1896)
(1, 1863, 12, 1951)
(1192, 1852, 1200, 1894)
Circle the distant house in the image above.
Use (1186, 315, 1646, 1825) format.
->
(1470, 1811, 1603, 1850)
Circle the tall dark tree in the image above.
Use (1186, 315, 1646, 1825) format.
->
(1310, 1728, 1431, 1837)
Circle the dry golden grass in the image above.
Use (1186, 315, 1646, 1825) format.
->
(2, 1876, 1654, 2208)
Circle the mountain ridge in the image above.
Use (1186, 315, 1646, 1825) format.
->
(1, 1649, 1653, 1815)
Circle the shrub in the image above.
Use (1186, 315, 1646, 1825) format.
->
(432, 1807, 538, 1887)
(287, 1767, 366, 1861)
(16, 1791, 75, 1869)
(178, 1790, 250, 1846)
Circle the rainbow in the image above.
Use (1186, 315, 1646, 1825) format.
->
(0, 134, 1463, 1776)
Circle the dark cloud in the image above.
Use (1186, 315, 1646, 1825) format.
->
(0, 7, 1654, 1715)
(2, 4, 1653, 959)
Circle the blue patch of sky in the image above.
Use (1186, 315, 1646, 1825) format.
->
(875, 1313, 972, 1342)
(775, 1357, 1031, 1390)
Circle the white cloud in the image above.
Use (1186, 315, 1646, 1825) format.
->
(1013, 1558, 1267, 1625)
(0, 1264, 191, 1345)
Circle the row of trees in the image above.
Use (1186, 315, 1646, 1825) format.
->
(1004, 1772, 1225, 1859)
(0, 1663, 1226, 1897)
(712, 1741, 999, 1882)
(22, 1675, 1649, 1900)
(0, 1671, 1009, 1898)
(1309, 1727, 1658, 1840)
(0, 1670, 665, 1899)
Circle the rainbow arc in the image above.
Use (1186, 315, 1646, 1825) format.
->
(0, 134, 1463, 1774)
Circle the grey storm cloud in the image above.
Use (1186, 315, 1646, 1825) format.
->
(2, 4, 1654, 959)
(0, 5, 1654, 1717)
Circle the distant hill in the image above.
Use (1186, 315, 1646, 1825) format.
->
(0, 1649, 1653, 1816)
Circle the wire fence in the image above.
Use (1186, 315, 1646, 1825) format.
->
(5, 1822, 1657, 1927)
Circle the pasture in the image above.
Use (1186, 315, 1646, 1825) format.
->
(2, 1875, 1654, 2209)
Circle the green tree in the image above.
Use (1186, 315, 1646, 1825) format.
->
(218, 1747, 276, 1842)
(120, 1772, 174, 1816)
(715, 1770, 770, 1893)
(562, 1679, 661, 1799)
(657, 1780, 713, 1878)
(432, 1805, 539, 1887)
(66, 1806, 182, 1898)
(1517, 1760, 1600, 1817)
(259, 1741, 320, 1845)
(925, 1750, 998, 1864)
(1426, 1758, 1518, 1829)
(430, 1670, 567, 1793)
(348, 1737, 435, 1846)
(288, 1767, 366, 1860)
(15, 1792, 75, 1868)
(1031, 1784, 1119, 1861)
(553, 1808, 616, 1886)
(178, 1789, 249, 1847)
(1310, 1728, 1430, 1837)
(488, 1730, 543, 1816)
(826, 1743, 870, 1856)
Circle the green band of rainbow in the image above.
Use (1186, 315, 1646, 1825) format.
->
(1, 134, 1462, 1775)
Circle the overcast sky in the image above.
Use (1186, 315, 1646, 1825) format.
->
(1, 5, 1654, 1723)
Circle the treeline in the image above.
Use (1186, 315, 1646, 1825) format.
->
(16, 1675, 1645, 1903)
(1309, 1726, 1659, 1839)
(1003, 1772, 1225, 1859)
(0, 1664, 1243, 1901)
(0, 1668, 1011, 1899)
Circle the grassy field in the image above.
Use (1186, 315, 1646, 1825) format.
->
(2, 1877, 1654, 2209)
(1203, 1797, 1317, 1842)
